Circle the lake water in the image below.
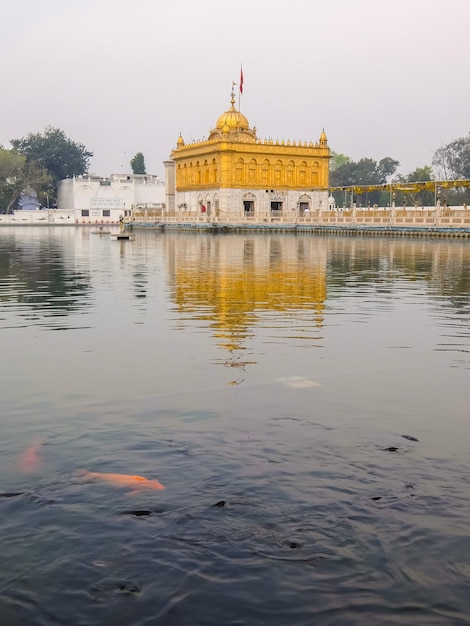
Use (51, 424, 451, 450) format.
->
(1, 226, 470, 625)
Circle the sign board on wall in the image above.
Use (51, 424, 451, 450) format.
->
(90, 198, 124, 210)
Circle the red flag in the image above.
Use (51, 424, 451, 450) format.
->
(240, 67, 244, 94)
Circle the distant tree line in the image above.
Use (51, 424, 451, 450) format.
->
(0, 125, 149, 213)
(330, 134, 470, 207)
(0, 127, 92, 213)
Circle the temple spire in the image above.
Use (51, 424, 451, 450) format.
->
(230, 82, 236, 105)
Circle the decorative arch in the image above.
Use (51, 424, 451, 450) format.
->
(93, 184, 114, 198)
(299, 193, 311, 214)
(204, 192, 213, 216)
(243, 191, 256, 214)
(286, 160, 295, 186)
(211, 158, 217, 184)
(235, 157, 245, 184)
(261, 159, 270, 185)
(75, 184, 94, 209)
(311, 161, 319, 186)
(299, 160, 308, 185)
(274, 159, 283, 185)
(213, 192, 220, 216)
(248, 158, 257, 185)
(118, 185, 133, 207)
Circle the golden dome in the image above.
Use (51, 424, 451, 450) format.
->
(320, 129, 327, 142)
(216, 93, 249, 131)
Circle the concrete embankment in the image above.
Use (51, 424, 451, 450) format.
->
(127, 221, 470, 238)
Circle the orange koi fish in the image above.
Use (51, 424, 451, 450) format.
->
(19, 440, 43, 473)
(77, 470, 165, 491)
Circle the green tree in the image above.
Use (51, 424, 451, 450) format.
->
(0, 148, 51, 213)
(330, 156, 399, 206)
(130, 152, 146, 175)
(404, 165, 434, 182)
(10, 126, 93, 202)
(394, 166, 434, 206)
(330, 156, 399, 187)
(432, 136, 470, 180)
(329, 152, 350, 172)
(377, 157, 400, 181)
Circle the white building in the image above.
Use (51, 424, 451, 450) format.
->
(57, 173, 165, 224)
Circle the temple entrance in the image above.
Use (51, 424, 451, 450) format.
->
(244, 200, 254, 214)
(243, 193, 256, 216)
(299, 194, 311, 215)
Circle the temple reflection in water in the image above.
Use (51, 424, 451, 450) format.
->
(166, 234, 327, 351)
(164, 233, 470, 353)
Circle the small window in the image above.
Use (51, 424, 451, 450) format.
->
(103, 210, 110, 217)
(81, 209, 89, 217)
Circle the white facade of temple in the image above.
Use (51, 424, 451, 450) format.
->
(169, 185, 330, 219)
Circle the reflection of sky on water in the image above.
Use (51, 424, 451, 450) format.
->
(0, 227, 93, 327)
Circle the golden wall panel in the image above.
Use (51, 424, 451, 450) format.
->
(174, 141, 329, 191)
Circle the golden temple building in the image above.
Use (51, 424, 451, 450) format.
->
(164, 86, 330, 219)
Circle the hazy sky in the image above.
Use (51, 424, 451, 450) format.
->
(2, 0, 469, 179)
